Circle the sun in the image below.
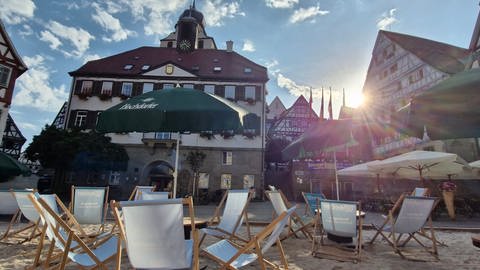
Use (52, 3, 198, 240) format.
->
(348, 91, 365, 108)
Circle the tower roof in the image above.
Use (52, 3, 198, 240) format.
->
(178, 2, 205, 27)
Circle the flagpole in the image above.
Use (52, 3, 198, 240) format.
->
(334, 151, 340, 200)
(173, 132, 181, 198)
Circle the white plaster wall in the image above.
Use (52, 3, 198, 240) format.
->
(0, 104, 9, 145)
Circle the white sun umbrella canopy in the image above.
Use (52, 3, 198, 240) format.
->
(368, 150, 470, 183)
(469, 160, 480, 168)
(338, 160, 384, 177)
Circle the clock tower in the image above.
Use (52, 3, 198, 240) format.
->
(176, 2, 203, 53)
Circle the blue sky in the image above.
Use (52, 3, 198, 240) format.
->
(0, 0, 478, 148)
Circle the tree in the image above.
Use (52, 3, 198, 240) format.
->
(185, 150, 206, 199)
(25, 125, 129, 194)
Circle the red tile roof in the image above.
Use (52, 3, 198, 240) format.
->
(381, 30, 470, 74)
(69, 46, 268, 82)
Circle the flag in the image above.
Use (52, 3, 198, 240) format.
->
(320, 88, 324, 119)
(328, 87, 333, 120)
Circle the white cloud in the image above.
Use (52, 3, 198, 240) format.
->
(91, 3, 135, 42)
(289, 5, 329, 24)
(13, 55, 68, 112)
(264, 59, 280, 77)
(105, 0, 124, 14)
(18, 24, 34, 37)
(377, 8, 398, 30)
(18, 122, 37, 131)
(83, 53, 102, 64)
(203, 0, 245, 27)
(43, 21, 95, 58)
(265, 0, 298, 9)
(119, 0, 187, 36)
(39, 30, 62, 50)
(0, 0, 36, 24)
(277, 73, 310, 97)
(242, 39, 255, 52)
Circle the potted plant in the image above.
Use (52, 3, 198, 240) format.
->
(221, 130, 234, 139)
(438, 180, 457, 220)
(199, 131, 214, 140)
(77, 92, 90, 100)
(246, 98, 255, 105)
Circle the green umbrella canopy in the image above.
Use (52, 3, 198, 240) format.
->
(0, 152, 31, 177)
(393, 68, 480, 140)
(96, 87, 253, 133)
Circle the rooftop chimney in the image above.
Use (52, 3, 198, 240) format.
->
(226, 40, 233, 52)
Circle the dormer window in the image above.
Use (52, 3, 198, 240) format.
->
(213, 67, 222, 72)
(124, 64, 133, 70)
(0, 64, 12, 87)
(141, 65, 150, 70)
(244, 67, 252, 73)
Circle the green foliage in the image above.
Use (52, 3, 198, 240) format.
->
(185, 150, 206, 173)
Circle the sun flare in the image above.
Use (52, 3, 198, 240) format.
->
(349, 91, 365, 108)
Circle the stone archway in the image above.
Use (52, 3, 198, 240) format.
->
(142, 160, 174, 192)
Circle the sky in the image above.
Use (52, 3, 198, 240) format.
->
(0, 0, 478, 149)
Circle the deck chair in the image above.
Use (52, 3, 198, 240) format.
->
(137, 190, 170, 200)
(313, 199, 362, 263)
(69, 186, 109, 233)
(0, 189, 18, 215)
(1, 189, 41, 244)
(302, 192, 326, 216)
(128, 185, 156, 200)
(199, 189, 252, 245)
(202, 206, 296, 269)
(265, 190, 312, 240)
(371, 196, 439, 261)
(369, 192, 408, 244)
(111, 197, 199, 270)
(412, 187, 430, 197)
(29, 193, 121, 270)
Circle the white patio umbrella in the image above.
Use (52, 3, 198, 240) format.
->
(338, 160, 387, 192)
(368, 150, 470, 186)
(469, 160, 480, 168)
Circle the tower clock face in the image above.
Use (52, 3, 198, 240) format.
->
(178, 39, 192, 52)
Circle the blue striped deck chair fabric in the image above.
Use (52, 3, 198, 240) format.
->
(70, 186, 109, 233)
(1, 189, 41, 244)
(112, 197, 199, 270)
(373, 196, 439, 261)
(313, 199, 362, 263)
(137, 190, 170, 200)
(29, 193, 121, 269)
(200, 189, 252, 245)
(202, 206, 296, 269)
(129, 185, 156, 200)
(302, 192, 326, 216)
(265, 190, 312, 240)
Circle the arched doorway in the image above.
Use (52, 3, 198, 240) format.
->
(143, 161, 174, 192)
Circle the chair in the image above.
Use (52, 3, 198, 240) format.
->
(111, 197, 199, 270)
(69, 186, 109, 233)
(202, 206, 296, 269)
(369, 192, 408, 244)
(0, 189, 18, 215)
(371, 196, 439, 261)
(412, 187, 430, 196)
(1, 189, 41, 244)
(128, 185, 156, 200)
(302, 192, 326, 216)
(29, 193, 121, 270)
(199, 189, 252, 245)
(265, 190, 312, 240)
(137, 190, 170, 200)
(473, 235, 480, 248)
(312, 199, 362, 263)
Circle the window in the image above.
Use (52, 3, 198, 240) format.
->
(167, 41, 173, 48)
(154, 132, 171, 140)
(163, 83, 174, 89)
(0, 64, 12, 87)
(390, 63, 398, 74)
(121, 82, 133, 96)
(143, 83, 154, 93)
(81, 81, 93, 94)
(109, 171, 121, 185)
(245, 86, 255, 100)
(213, 67, 222, 72)
(244, 67, 252, 73)
(225, 85, 235, 99)
(101, 81, 113, 95)
(221, 174, 232, 189)
(198, 173, 209, 189)
(383, 44, 395, 59)
(141, 65, 150, 71)
(198, 40, 204, 49)
(124, 64, 133, 70)
(204, 85, 215, 94)
(74, 111, 87, 127)
(409, 69, 424, 84)
(222, 151, 232, 165)
(243, 175, 254, 189)
(183, 84, 194, 89)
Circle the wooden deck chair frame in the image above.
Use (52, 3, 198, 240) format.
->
(313, 199, 362, 263)
(111, 197, 199, 270)
(69, 185, 109, 233)
(302, 192, 326, 217)
(369, 192, 408, 244)
(1, 189, 42, 245)
(372, 196, 439, 261)
(128, 185, 156, 201)
(29, 193, 121, 270)
(200, 189, 253, 245)
(202, 206, 296, 270)
(265, 189, 312, 240)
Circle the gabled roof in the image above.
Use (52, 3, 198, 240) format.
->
(267, 96, 286, 120)
(381, 30, 470, 74)
(69, 46, 268, 82)
(0, 20, 27, 75)
(278, 95, 318, 119)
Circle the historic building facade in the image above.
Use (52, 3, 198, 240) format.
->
(64, 5, 268, 198)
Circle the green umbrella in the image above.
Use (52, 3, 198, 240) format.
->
(96, 87, 256, 197)
(392, 68, 480, 140)
(0, 152, 31, 177)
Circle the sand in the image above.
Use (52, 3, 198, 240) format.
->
(0, 221, 479, 269)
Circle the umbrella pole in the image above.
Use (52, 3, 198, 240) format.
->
(334, 151, 340, 200)
(173, 133, 181, 198)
